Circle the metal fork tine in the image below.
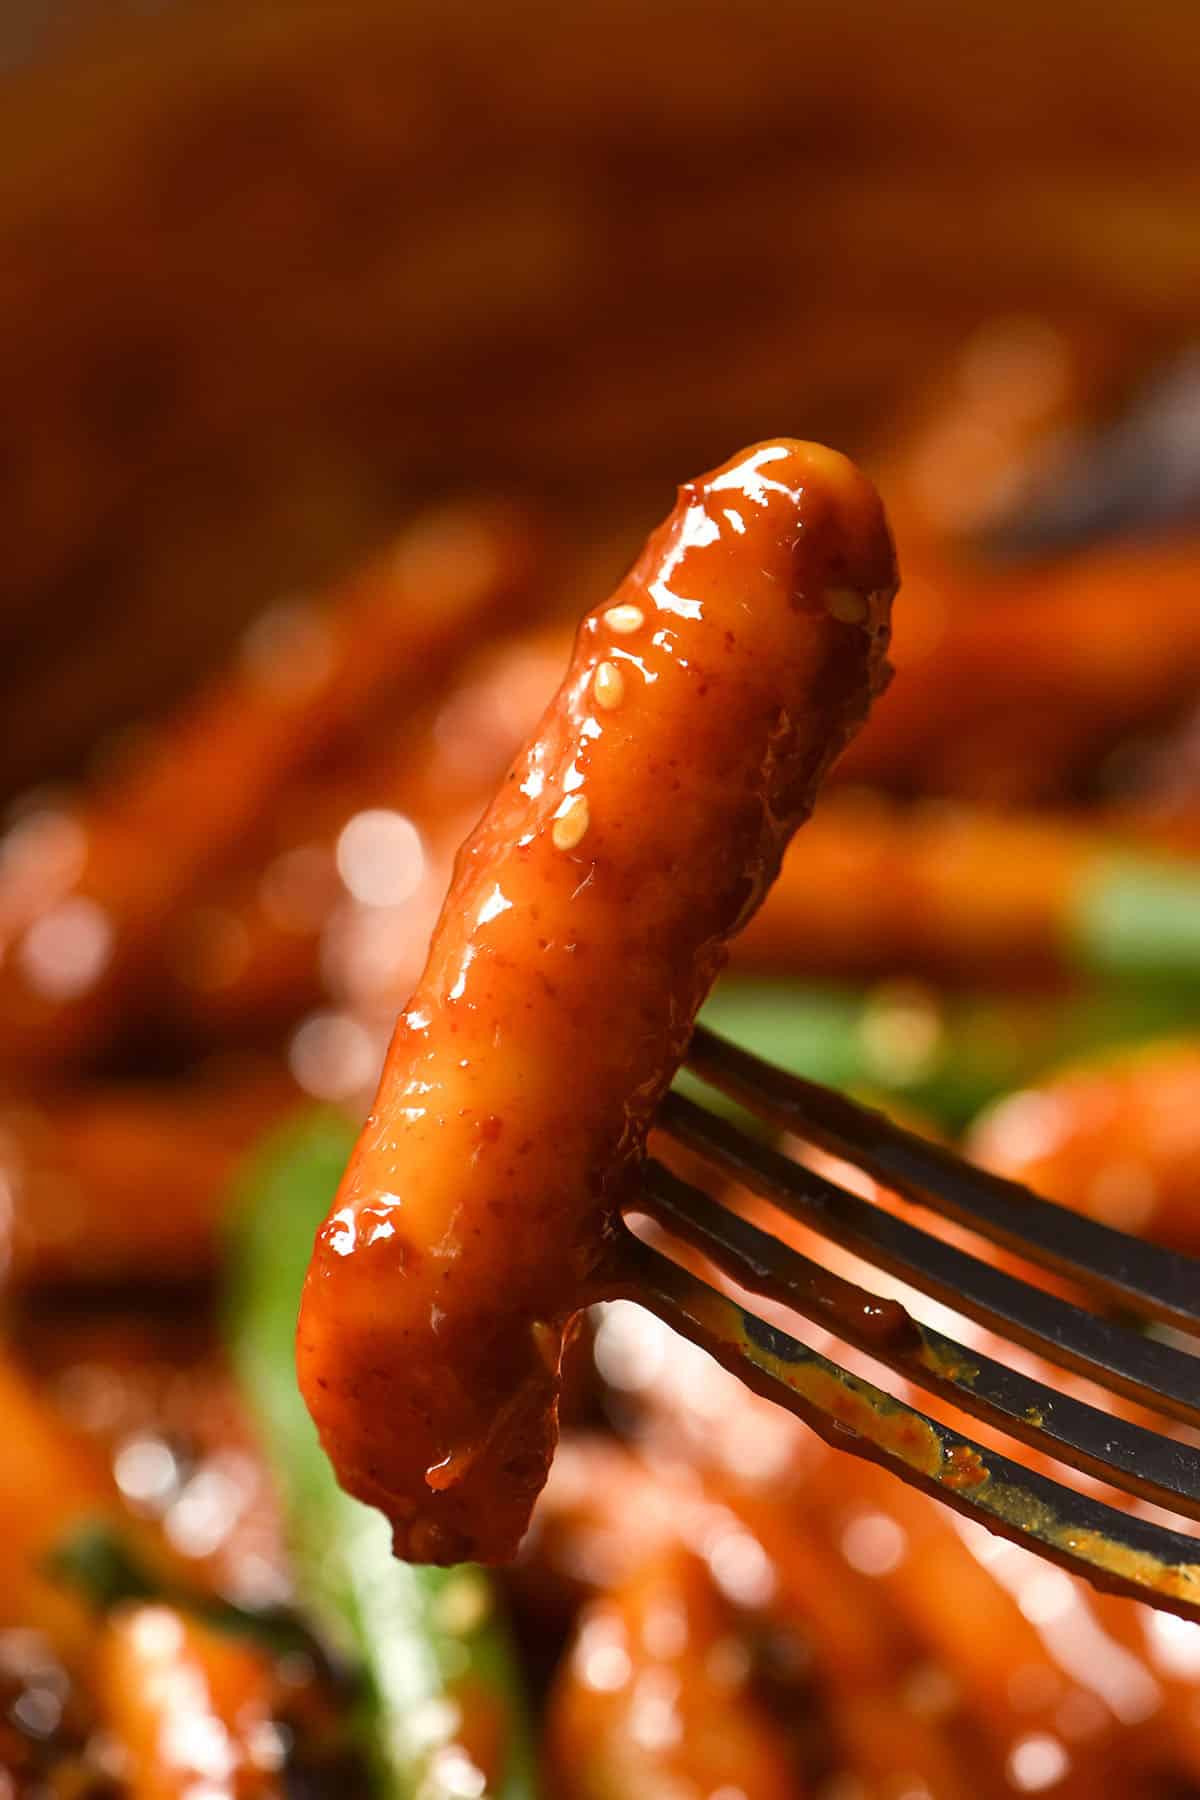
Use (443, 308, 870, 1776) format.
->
(686, 1023, 1200, 1334)
(660, 1089, 1200, 1429)
(640, 1157, 1200, 1522)
(620, 1229, 1200, 1625)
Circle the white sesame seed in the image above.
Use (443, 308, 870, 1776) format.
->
(530, 1319, 560, 1372)
(825, 587, 868, 624)
(603, 604, 645, 636)
(593, 661, 625, 710)
(551, 794, 590, 851)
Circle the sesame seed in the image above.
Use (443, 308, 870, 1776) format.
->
(551, 794, 590, 851)
(825, 587, 868, 624)
(593, 661, 625, 710)
(530, 1320, 560, 1372)
(603, 603, 645, 636)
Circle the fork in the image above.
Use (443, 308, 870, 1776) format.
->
(613, 1022, 1200, 1623)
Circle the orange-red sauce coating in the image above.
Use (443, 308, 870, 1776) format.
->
(297, 440, 896, 1562)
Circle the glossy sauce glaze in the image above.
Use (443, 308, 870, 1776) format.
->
(297, 440, 897, 1563)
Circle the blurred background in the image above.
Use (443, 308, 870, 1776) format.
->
(5, 8, 1200, 1799)
(3, 0, 1199, 793)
